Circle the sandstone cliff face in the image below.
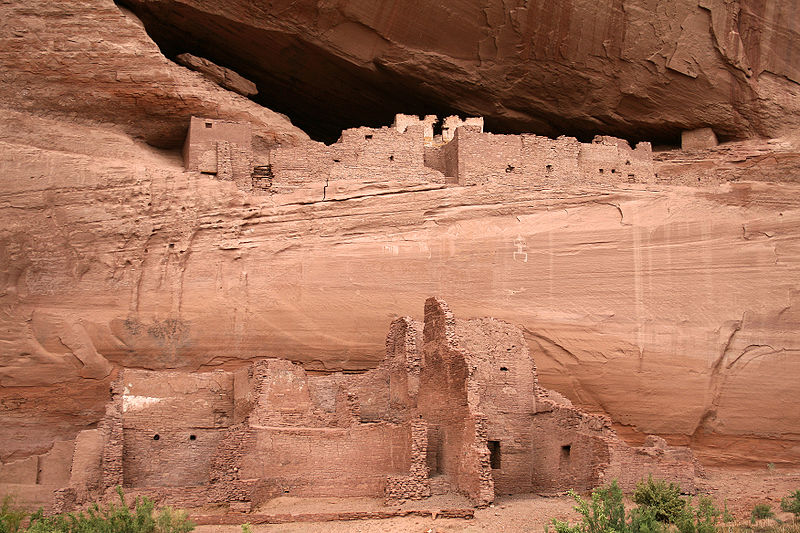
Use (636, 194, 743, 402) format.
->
(119, 0, 800, 142)
(1, 0, 799, 473)
(0, 0, 308, 149)
(2, 106, 799, 465)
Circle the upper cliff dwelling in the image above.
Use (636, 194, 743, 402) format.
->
(183, 113, 659, 194)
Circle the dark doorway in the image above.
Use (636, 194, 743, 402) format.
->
(561, 444, 571, 461)
(488, 440, 501, 469)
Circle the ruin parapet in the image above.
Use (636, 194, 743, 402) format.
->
(182, 114, 657, 195)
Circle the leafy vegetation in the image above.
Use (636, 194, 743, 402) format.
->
(751, 504, 776, 523)
(547, 478, 742, 533)
(633, 477, 687, 525)
(781, 491, 800, 518)
(1, 496, 28, 533)
(0, 488, 194, 533)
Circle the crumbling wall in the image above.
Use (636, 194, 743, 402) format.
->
(578, 136, 654, 184)
(418, 298, 494, 506)
(330, 126, 441, 183)
(442, 116, 484, 142)
(451, 128, 653, 186)
(602, 436, 697, 493)
(529, 401, 613, 492)
(237, 359, 357, 428)
(385, 418, 431, 501)
(235, 423, 412, 502)
(454, 317, 538, 495)
(393, 114, 437, 140)
(268, 140, 334, 193)
(270, 124, 445, 193)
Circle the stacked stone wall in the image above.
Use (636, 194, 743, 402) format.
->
(418, 298, 494, 506)
(237, 423, 412, 501)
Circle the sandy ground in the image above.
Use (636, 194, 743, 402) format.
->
(194, 466, 800, 533)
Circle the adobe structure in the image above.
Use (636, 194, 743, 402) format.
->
(182, 114, 656, 194)
(183, 116, 253, 189)
(3, 298, 696, 513)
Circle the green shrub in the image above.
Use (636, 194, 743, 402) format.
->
(550, 480, 628, 533)
(1, 496, 28, 533)
(752, 504, 777, 523)
(634, 476, 688, 524)
(241, 525, 253, 533)
(781, 491, 800, 518)
(4, 487, 193, 533)
(628, 506, 665, 533)
(722, 501, 734, 524)
(547, 478, 733, 533)
(153, 507, 194, 533)
(673, 496, 721, 533)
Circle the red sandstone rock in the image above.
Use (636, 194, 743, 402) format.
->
(0, 0, 308, 150)
(1, 0, 800, 514)
(118, 0, 800, 142)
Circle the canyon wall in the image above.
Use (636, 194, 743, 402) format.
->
(0, 0, 798, 478)
(118, 0, 800, 142)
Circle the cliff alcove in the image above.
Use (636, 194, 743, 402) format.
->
(113, 0, 800, 145)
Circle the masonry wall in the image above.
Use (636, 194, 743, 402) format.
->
(602, 436, 697, 492)
(455, 317, 538, 495)
(238, 359, 358, 428)
(578, 136, 654, 184)
(119, 369, 234, 488)
(270, 125, 445, 193)
(529, 403, 612, 492)
(123, 428, 225, 487)
(452, 128, 654, 187)
(183, 117, 253, 189)
(236, 423, 412, 501)
(418, 298, 494, 506)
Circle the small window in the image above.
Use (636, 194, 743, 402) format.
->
(365, 134, 373, 140)
(333, 158, 341, 163)
(389, 155, 394, 161)
(599, 168, 604, 174)
(189, 434, 197, 441)
(545, 164, 553, 172)
(500, 366, 509, 371)
(205, 122, 213, 129)
(611, 169, 616, 174)
(488, 440, 501, 469)
(153, 434, 160, 441)
(561, 444, 571, 460)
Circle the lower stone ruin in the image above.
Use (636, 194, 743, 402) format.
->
(3, 298, 696, 513)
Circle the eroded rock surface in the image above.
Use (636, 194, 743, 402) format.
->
(1, 104, 799, 467)
(0, 0, 308, 149)
(0, 0, 799, 499)
(119, 0, 800, 142)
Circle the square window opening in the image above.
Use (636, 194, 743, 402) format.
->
(561, 444, 571, 461)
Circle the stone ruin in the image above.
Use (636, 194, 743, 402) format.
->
(183, 116, 254, 189)
(3, 298, 696, 513)
(183, 114, 657, 194)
